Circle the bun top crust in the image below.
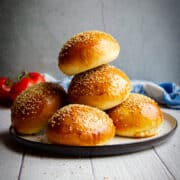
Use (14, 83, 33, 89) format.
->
(11, 82, 66, 120)
(107, 93, 163, 137)
(108, 93, 163, 121)
(67, 64, 131, 109)
(47, 104, 115, 146)
(114, 93, 162, 117)
(48, 104, 114, 132)
(68, 64, 130, 97)
(58, 30, 120, 75)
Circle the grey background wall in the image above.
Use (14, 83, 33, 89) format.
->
(0, 0, 179, 84)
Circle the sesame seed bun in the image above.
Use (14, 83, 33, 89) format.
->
(11, 82, 66, 134)
(107, 93, 163, 138)
(58, 30, 120, 75)
(46, 104, 115, 146)
(67, 64, 131, 110)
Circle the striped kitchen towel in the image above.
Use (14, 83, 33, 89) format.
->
(131, 80, 180, 109)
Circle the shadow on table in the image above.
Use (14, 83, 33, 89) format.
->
(0, 130, 24, 154)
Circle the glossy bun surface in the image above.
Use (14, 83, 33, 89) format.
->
(58, 30, 120, 75)
(68, 64, 131, 110)
(108, 93, 163, 137)
(11, 82, 66, 134)
(46, 104, 115, 146)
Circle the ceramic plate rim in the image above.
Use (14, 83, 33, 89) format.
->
(9, 111, 178, 157)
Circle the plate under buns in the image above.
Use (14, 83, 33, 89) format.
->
(9, 112, 177, 157)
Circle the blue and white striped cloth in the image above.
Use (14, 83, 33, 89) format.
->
(44, 73, 180, 109)
(131, 80, 180, 109)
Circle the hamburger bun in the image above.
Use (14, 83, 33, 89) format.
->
(58, 30, 120, 75)
(46, 104, 115, 146)
(11, 82, 66, 134)
(107, 93, 163, 138)
(67, 64, 131, 110)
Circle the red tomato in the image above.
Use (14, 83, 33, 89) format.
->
(0, 77, 13, 104)
(10, 72, 45, 101)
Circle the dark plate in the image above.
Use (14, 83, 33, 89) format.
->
(9, 112, 177, 157)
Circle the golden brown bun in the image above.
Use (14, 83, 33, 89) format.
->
(46, 104, 115, 146)
(58, 30, 120, 75)
(67, 64, 131, 110)
(11, 82, 66, 134)
(107, 93, 163, 138)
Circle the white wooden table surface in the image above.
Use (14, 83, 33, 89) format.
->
(0, 107, 179, 180)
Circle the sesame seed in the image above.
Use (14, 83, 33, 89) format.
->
(68, 64, 131, 97)
(59, 30, 118, 58)
(11, 82, 65, 120)
(114, 93, 158, 114)
(48, 104, 114, 133)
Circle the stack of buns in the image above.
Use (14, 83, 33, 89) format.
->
(11, 30, 163, 146)
(58, 31, 131, 110)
